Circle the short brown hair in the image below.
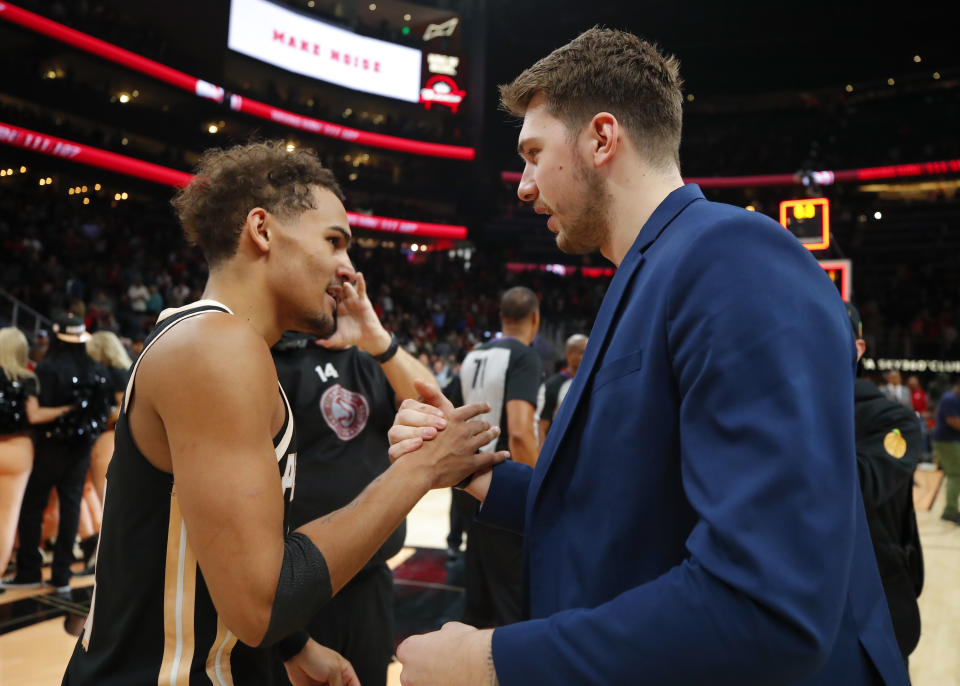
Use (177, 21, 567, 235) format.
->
(171, 141, 345, 265)
(499, 27, 683, 168)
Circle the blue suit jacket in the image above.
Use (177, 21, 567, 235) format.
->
(478, 185, 909, 685)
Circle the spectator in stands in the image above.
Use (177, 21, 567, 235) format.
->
(932, 377, 960, 525)
(433, 357, 453, 388)
(126, 278, 149, 313)
(882, 371, 912, 408)
(169, 282, 190, 308)
(145, 285, 163, 314)
(907, 376, 929, 417)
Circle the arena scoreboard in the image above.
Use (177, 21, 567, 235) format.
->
(818, 259, 851, 302)
(779, 198, 830, 251)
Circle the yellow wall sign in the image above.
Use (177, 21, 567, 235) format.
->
(779, 197, 830, 251)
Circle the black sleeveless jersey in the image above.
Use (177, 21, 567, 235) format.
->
(63, 301, 298, 686)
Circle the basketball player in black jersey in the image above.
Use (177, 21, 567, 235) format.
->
(272, 271, 439, 686)
(63, 141, 507, 686)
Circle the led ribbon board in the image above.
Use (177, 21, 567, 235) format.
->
(0, 121, 466, 239)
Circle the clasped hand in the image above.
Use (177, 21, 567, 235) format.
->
(387, 380, 508, 491)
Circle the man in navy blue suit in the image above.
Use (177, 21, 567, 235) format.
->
(391, 27, 908, 686)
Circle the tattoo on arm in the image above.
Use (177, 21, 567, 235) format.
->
(487, 644, 498, 686)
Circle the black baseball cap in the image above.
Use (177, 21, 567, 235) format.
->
(52, 313, 91, 344)
(845, 302, 863, 340)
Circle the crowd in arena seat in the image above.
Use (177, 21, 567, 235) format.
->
(3, 171, 959, 367)
(0, 176, 606, 365)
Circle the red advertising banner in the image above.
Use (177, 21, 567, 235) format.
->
(0, 121, 195, 187)
(229, 96, 474, 160)
(501, 159, 960, 189)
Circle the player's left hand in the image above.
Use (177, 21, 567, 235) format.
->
(317, 272, 391, 355)
(284, 639, 361, 686)
(397, 622, 496, 686)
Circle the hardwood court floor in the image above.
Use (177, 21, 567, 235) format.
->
(3, 483, 960, 685)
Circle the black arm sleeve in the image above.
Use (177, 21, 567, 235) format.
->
(257, 532, 332, 648)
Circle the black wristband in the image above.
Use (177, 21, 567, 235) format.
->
(257, 532, 331, 648)
(372, 333, 399, 363)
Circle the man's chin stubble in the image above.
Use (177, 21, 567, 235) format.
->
(302, 312, 336, 338)
(556, 233, 598, 255)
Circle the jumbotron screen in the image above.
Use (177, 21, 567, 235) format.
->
(228, 0, 423, 103)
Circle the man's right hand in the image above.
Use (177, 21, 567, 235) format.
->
(389, 380, 509, 490)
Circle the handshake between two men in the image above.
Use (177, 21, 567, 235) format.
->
(387, 380, 505, 686)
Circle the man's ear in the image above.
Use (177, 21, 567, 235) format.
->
(244, 207, 270, 255)
(856, 338, 867, 362)
(587, 112, 620, 168)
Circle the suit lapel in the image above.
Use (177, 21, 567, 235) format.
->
(528, 248, 643, 502)
(527, 184, 706, 514)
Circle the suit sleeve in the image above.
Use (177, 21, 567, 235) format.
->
(475, 460, 532, 534)
(492, 215, 861, 684)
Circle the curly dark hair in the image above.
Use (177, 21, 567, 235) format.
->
(171, 141, 345, 266)
(499, 27, 683, 169)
